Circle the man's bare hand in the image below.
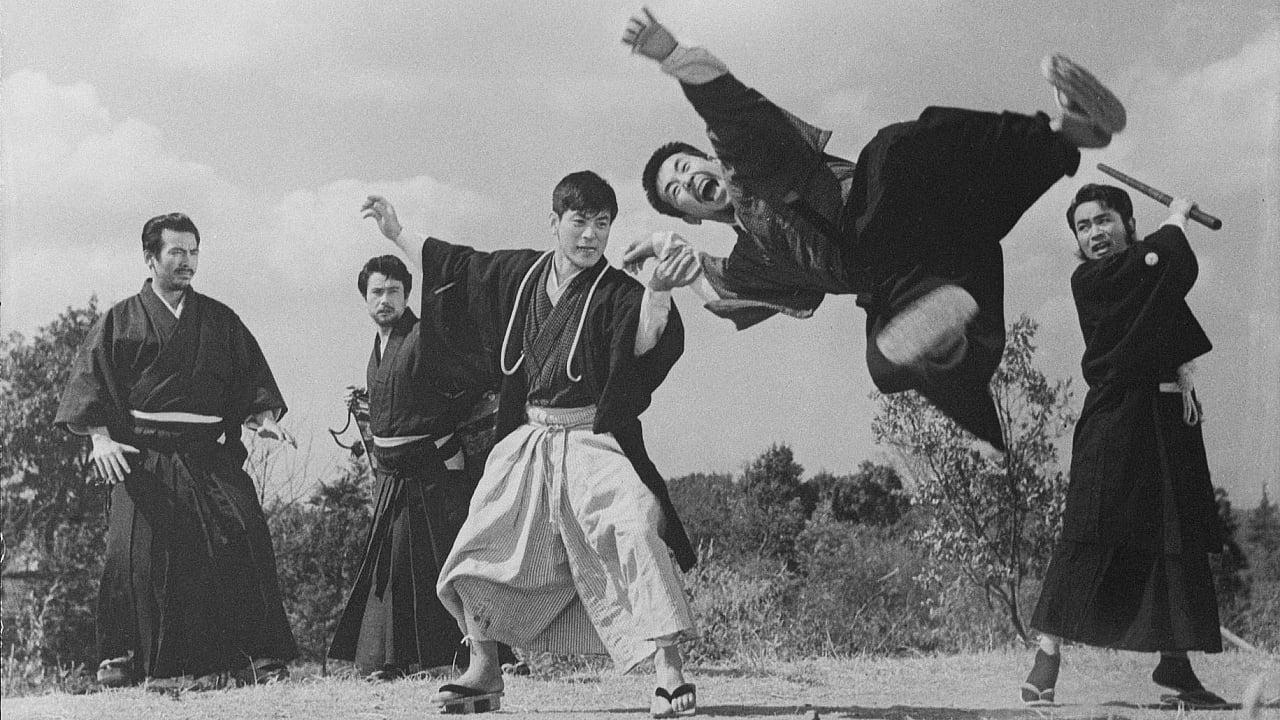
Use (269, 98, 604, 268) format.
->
(622, 7, 678, 62)
(342, 385, 370, 417)
(1167, 197, 1197, 220)
(648, 246, 700, 291)
(622, 234, 661, 274)
(89, 433, 139, 485)
(256, 417, 298, 448)
(361, 195, 403, 241)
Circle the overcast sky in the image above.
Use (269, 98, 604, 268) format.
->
(2, 1, 1277, 506)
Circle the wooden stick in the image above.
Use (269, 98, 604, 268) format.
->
(1096, 163, 1222, 230)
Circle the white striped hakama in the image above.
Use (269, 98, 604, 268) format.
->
(437, 405, 694, 673)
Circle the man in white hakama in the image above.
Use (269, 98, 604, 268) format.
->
(363, 170, 701, 717)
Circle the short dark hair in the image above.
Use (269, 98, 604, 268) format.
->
(358, 255, 413, 297)
(1066, 183, 1135, 231)
(552, 170, 618, 220)
(141, 213, 200, 258)
(643, 141, 708, 218)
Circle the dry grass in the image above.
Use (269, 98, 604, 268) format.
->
(2, 647, 1276, 720)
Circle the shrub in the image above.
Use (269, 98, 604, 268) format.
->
(267, 458, 372, 662)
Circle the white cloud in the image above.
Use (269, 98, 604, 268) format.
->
(1, 70, 240, 249)
(249, 175, 503, 289)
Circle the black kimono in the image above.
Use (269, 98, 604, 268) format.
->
(679, 70, 1083, 449)
(54, 280, 297, 679)
(1030, 225, 1224, 652)
(328, 309, 483, 671)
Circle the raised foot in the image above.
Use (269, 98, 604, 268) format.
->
(1041, 53, 1127, 135)
(1041, 53, 1126, 148)
(875, 285, 976, 368)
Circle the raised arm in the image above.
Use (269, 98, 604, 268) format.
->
(362, 195, 424, 272)
(622, 7, 728, 84)
(623, 8, 843, 229)
(1160, 197, 1197, 233)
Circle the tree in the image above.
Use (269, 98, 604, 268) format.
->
(872, 315, 1075, 641)
(741, 443, 812, 565)
(1245, 486, 1280, 583)
(268, 456, 372, 662)
(1, 300, 105, 666)
(823, 461, 911, 526)
(665, 472, 736, 552)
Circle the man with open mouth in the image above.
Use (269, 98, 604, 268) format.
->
(622, 7, 1126, 452)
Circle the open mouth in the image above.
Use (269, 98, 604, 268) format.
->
(1090, 240, 1112, 256)
(695, 176, 720, 202)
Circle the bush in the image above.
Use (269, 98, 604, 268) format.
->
(681, 545, 796, 666)
(786, 516, 931, 655)
(267, 458, 373, 662)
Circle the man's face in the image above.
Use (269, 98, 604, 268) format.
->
(1073, 200, 1133, 261)
(656, 152, 730, 222)
(551, 209, 612, 272)
(364, 272, 407, 327)
(148, 229, 199, 291)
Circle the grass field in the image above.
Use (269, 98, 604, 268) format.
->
(3, 647, 1276, 719)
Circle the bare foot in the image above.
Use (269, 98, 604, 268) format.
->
(652, 645, 695, 716)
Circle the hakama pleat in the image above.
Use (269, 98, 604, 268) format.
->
(98, 429, 297, 678)
(329, 442, 474, 670)
(1031, 533, 1222, 652)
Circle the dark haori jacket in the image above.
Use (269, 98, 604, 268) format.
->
(677, 71, 1034, 450)
(55, 280, 286, 456)
(366, 307, 480, 441)
(417, 238, 696, 571)
(1063, 225, 1224, 551)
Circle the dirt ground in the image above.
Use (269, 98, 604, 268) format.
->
(3, 647, 1277, 720)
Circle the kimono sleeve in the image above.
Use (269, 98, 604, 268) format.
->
(419, 237, 543, 389)
(593, 273, 684, 425)
(681, 72, 845, 232)
(227, 315, 288, 421)
(54, 308, 128, 435)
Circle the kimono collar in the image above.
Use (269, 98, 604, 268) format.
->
(375, 307, 418, 360)
(500, 253, 608, 382)
(143, 278, 189, 318)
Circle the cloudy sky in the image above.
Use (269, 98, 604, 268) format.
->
(3, 1, 1277, 506)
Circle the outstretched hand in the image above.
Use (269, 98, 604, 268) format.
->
(622, 234, 660, 274)
(622, 7, 678, 62)
(648, 245, 700, 292)
(361, 195, 403, 241)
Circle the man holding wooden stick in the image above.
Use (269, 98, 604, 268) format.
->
(1022, 183, 1229, 709)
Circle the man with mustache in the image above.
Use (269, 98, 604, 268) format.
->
(55, 212, 297, 690)
(622, 7, 1126, 451)
(1023, 185, 1228, 709)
